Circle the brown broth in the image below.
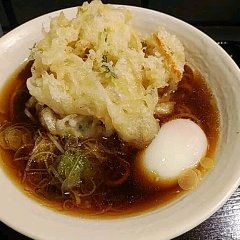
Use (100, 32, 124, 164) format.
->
(0, 62, 219, 218)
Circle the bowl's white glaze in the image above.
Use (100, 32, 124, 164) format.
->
(0, 6, 240, 240)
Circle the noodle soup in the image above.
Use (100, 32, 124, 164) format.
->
(0, 62, 219, 217)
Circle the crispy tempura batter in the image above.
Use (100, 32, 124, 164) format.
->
(27, 0, 185, 148)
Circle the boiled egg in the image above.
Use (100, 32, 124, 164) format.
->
(141, 119, 208, 185)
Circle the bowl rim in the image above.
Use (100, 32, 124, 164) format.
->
(0, 4, 240, 240)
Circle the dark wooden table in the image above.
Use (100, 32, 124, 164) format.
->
(0, 186, 239, 240)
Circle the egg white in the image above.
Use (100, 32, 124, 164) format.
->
(140, 119, 208, 185)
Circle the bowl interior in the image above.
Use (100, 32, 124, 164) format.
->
(0, 6, 240, 240)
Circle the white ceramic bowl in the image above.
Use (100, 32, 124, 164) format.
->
(0, 5, 240, 240)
